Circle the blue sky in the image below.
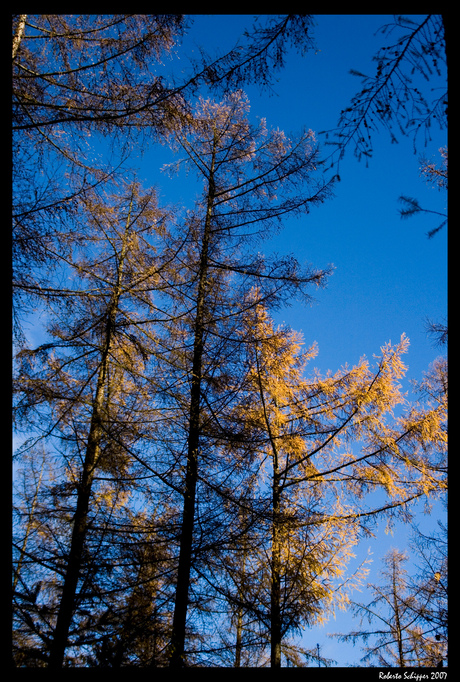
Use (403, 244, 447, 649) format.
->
(147, 14, 446, 666)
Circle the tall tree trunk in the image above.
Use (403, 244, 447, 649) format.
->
(48, 209, 132, 669)
(234, 506, 249, 667)
(392, 559, 406, 668)
(255, 349, 283, 668)
(234, 604, 243, 667)
(169, 147, 216, 668)
(12, 14, 27, 60)
(271, 472, 282, 668)
(48, 341, 110, 668)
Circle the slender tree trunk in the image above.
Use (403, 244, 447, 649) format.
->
(234, 506, 249, 667)
(271, 471, 282, 668)
(392, 560, 406, 668)
(48, 210, 132, 669)
(48, 348, 110, 668)
(12, 14, 27, 60)
(255, 350, 283, 668)
(234, 604, 243, 667)
(169, 147, 216, 668)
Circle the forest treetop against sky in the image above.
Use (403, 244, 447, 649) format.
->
(13, 14, 447, 668)
(134, 14, 447, 377)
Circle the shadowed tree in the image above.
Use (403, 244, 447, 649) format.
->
(13, 181, 174, 667)
(160, 90, 334, 667)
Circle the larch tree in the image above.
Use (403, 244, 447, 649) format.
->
(12, 14, 188, 341)
(334, 548, 446, 667)
(239, 303, 361, 667)
(158, 90, 334, 667)
(407, 520, 447, 666)
(12, 13, 317, 342)
(227, 300, 446, 667)
(12, 14, 315, 137)
(405, 354, 447, 666)
(13, 181, 174, 667)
